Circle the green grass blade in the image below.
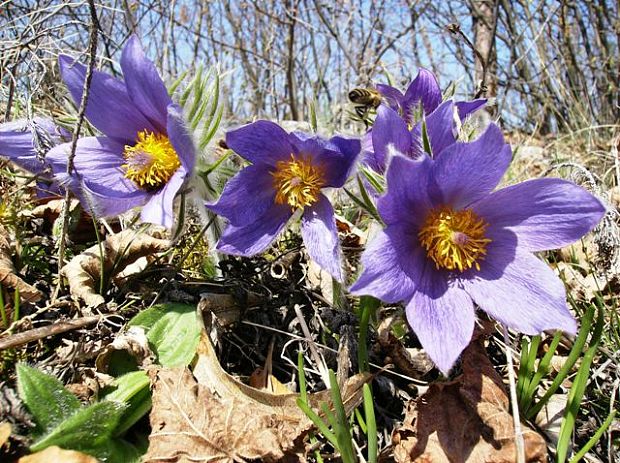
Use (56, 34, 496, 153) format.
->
(556, 306, 604, 463)
(521, 331, 563, 412)
(363, 383, 377, 463)
(328, 370, 356, 463)
(568, 410, 616, 463)
(358, 296, 380, 373)
(526, 306, 596, 419)
(297, 398, 339, 448)
(298, 351, 308, 404)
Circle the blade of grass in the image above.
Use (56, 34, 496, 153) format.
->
(0, 287, 7, 328)
(556, 305, 604, 463)
(363, 383, 377, 463)
(568, 410, 616, 463)
(12, 287, 19, 322)
(358, 296, 379, 373)
(521, 331, 563, 412)
(328, 370, 356, 462)
(526, 306, 596, 419)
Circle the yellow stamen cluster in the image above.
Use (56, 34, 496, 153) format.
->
(272, 154, 325, 210)
(123, 130, 181, 189)
(418, 206, 491, 272)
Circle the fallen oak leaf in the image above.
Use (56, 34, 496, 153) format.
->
(61, 230, 170, 306)
(0, 225, 42, 304)
(144, 331, 370, 463)
(18, 446, 98, 463)
(392, 336, 548, 463)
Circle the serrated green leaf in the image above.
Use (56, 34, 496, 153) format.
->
(16, 363, 81, 435)
(30, 400, 127, 453)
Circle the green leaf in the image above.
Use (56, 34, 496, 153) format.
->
(30, 400, 127, 453)
(102, 371, 152, 436)
(130, 303, 201, 367)
(16, 363, 81, 435)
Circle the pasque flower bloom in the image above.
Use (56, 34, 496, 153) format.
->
(0, 117, 70, 196)
(364, 69, 486, 175)
(376, 68, 486, 125)
(350, 123, 605, 373)
(206, 121, 360, 281)
(46, 36, 195, 228)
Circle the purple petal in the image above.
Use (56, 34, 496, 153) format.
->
(371, 105, 413, 173)
(430, 123, 511, 208)
(79, 180, 149, 217)
(456, 99, 487, 120)
(473, 178, 605, 252)
(206, 164, 276, 226)
(461, 246, 577, 335)
(375, 84, 404, 111)
(405, 276, 474, 374)
(225, 121, 294, 166)
(301, 194, 343, 281)
(424, 100, 456, 157)
(217, 205, 292, 255)
(0, 118, 58, 174)
(166, 104, 196, 173)
(46, 137, 128, 190)
(121, 35, 171, 132)
(289, 133, 360, 188)
(349, 224, 426, 303)
(377, 154, 432, 227)
(403, 68, 442, 115)
(140, 168, 186, 228)
(59, 55, 155, 142)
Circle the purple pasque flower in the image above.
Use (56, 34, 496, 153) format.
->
(206, 121, 360, 281)
(376, 68, 486, 125)
(0, 117, 70, 196)
(350, 123, 605, 374)
(363, 69, 486, 176)
(46, 36, 195, 228)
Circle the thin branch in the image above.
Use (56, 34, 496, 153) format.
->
(53, 0, 99, 299)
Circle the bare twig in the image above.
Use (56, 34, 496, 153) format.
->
(0, 315, 101, 351)
(53, 0, 99, 301)
(502, 325, 525, 463)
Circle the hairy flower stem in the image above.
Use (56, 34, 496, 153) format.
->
(503, 325, 525, 463)
(53, 0, 99, 302)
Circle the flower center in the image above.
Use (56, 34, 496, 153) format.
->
(418, 206, 491, 272)
(272, 154, 325, 210)
(123, 130, 181, 190)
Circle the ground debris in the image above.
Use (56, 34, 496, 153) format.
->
(144, 332, 369, 462)
(392, 337, 548, 463)
(61, 229, 170, 307)
(0, 224, 42, 304)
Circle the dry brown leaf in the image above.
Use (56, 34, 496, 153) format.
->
(144, 332, 370, 463)
(556, 261, 602, 302)
(377, 315, 434, 379)
(61, 230, 170, 306)
(28, 198, 80, 219)
(535, 393, 568, 445)
(18, 446, 98, 462)
(0, 422, 11, 447)
(0, 225, 42, 304)
(392, 338, 548, 463)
